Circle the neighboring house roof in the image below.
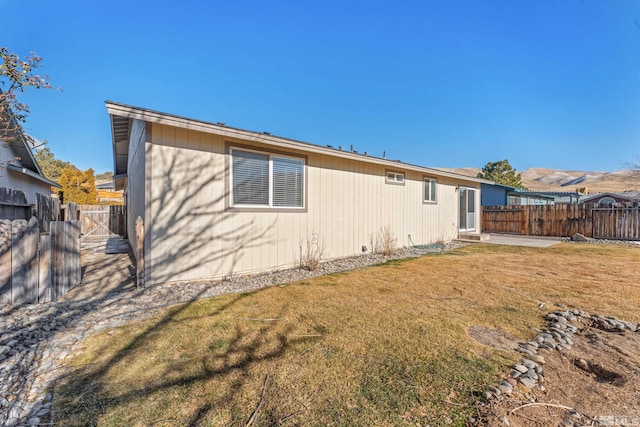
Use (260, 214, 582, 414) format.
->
(512, 190, 584, 198)
(508, 191, 555, 201)
(580, 192, 640, 204)
(96, 180, 115, 190)
(1, 104, 61, 188)
(106, 101, 494, 190)
(481, 183, 518, 191)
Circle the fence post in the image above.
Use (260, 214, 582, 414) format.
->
(69, 220, 81, 289)
(135, 216, 144, 287)
(0, 219, 11, 304)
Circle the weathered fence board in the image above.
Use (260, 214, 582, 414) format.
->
(25, 218, 40, 304)
(36, 193, 60, 233)
(0, 187, 27, 204)
(68, 220, 81, 288)
(483, 204, 640, 240)
(0, 188, 31, 222)
(51, 221, 65, 300)
(38, 234, 52, 303)
(0, 203, 30, 221)
(11, 220, 28, 304)
(0, 219, 11, 304)
(10, 218, 40, 304)
(63, 202, 79, 221)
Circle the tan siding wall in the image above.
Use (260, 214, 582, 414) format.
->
(126, 119, 146, 257)
(0, 144, 51, 204)
(146, 123, 479, 285)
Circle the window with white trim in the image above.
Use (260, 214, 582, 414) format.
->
(424, 178, 437, 203)
(386, 171, 404, 184)
(231, 148, 304, 208)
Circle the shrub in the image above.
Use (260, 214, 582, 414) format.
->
(300, 233, 325, 271)
(371, 226, 397, 256)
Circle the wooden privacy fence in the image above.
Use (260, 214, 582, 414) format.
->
(0, 218, 81, 305)
(482, 204, 640, 240)
(0, 187, 31, 222)
(592, 206, 640, 240)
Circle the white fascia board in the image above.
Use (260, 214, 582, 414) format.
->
(105, 101, 492, 185)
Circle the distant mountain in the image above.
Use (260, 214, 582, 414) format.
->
(436, 167, 640, 193)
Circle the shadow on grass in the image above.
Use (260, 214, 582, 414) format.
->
(53, 286, 318, 426)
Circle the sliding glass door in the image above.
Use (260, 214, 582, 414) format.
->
(459, 188, 476, 231)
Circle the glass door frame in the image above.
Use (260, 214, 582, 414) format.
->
(459, 187, 476, 232)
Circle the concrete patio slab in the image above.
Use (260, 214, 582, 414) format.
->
(484, 233, 564, 248)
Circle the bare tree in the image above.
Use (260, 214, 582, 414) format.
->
(1, 47, 57, 145)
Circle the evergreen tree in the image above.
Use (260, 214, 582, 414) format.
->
(477, 159, 523, 188)
(33, 147, 72, 182)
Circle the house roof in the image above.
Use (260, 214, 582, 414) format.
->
(481, 182, 518, 191)
(580, 191, 640, 203)
(6, 164, 60, 188)
(96, 180, 116, 190)
(512, 190, 584, 198)
(480, 183, 557, 200)
(106, 101, 494, 190)
(508, 191, 555, 200)
(1, 104, 61, 188)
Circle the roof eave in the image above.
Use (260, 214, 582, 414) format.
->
(105, 101, 492, 185)
(7, 163, 61, 188)
(113, 173, 127, 191)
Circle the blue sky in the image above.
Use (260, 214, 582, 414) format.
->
(3, 0, 639, 173)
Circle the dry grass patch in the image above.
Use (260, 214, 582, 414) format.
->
(54, 243, 640, 426)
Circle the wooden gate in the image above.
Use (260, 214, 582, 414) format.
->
(79, 205, 125, 238)
(592, 206, 640, 240)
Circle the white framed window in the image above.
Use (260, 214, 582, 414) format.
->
(231, 148, 304, 208)
(424, 178, 437, 203)
(386, 171, 405, 184)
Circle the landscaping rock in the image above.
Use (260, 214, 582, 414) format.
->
(571, 233, 590, 242)
(530, 354, 545, 364)
(514, 364, 528, 373)
(519, 377, 535, 388)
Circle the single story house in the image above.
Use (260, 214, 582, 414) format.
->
(107, 102, 491, 286)
(481, 183, 555, 206)
(0, 108, 60, 210)
(505, 190, 584, 205)
(579, 192, 640, 205)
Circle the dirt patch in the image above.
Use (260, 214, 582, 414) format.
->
(479, 320, 640, 426)
(468, 326, 520, 352)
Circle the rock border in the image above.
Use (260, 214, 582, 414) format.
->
(473, 309, 639, 425)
